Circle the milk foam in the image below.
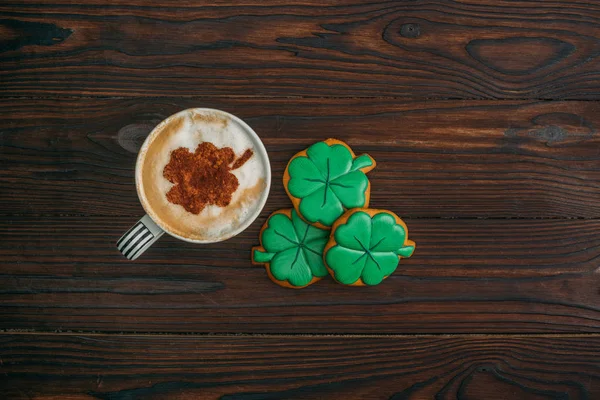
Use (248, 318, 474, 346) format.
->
(137, 109, 269, 242)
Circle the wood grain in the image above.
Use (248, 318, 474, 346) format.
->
(1, 333, 599, 399)
(3, 1, 600, 98)
(2, 98, 600, 218)
(0, 216, 598, 333)
(3, 1, 600, 397)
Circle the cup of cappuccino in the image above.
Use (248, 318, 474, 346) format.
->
(117, 108, 271, 260)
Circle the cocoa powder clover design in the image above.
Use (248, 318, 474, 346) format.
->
(163, 142, 253, 214)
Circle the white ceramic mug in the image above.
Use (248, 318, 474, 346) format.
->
(117, 108, 271, 260)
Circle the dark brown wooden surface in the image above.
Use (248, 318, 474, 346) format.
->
(1, 334, 599, 399)
(2, 0, 600, 398)
(3, 98, 600, 218)
(1, 216, 599, 333)
(4, 1, 600, 98)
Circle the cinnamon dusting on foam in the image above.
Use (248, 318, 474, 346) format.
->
(163, 142, 253, 214)
(137, 110, 268, 241)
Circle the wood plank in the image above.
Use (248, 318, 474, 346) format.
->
(3, 1, 600, 98)
(3, 98, 600, 218)
(1, 216, 599, 333)
(1, 333, 599, 399)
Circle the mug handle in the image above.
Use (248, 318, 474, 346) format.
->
(117, 215, 165, 260)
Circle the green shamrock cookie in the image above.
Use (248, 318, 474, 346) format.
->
(324, 208, 415, 286)
(283, 138, 376, 229)
(252, 209, 330, 288)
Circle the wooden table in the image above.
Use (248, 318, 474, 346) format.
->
(1, 1, 599, 398)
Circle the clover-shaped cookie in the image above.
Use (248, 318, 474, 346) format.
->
(252, 209, 330, 288)
(283, 139, 375, 229)
(324, 208, 415, 286)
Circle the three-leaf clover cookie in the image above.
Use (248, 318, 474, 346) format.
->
(283, 139, 376, 229)
(252, 209, 330, 288)
(324, 208, 415, 286)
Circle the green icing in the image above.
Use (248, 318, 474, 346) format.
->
(325, 211, 415, 286)
(253, 250, 274, 263)
(287, 141, 373, 227)
(254, 210, 330, 287)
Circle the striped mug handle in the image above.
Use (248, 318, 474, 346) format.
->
(117, 215, 165, 260)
